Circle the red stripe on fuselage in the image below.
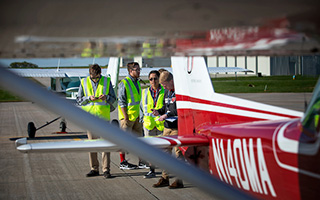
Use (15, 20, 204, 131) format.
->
(160, 136, 210, 146)
(176, 94, 298, 119)
(161, 137, 178, 146)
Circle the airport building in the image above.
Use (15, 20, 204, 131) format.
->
(207, 55, 320, 76)
(125, 55, 320, 76)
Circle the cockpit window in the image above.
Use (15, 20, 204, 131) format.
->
(302, 78, 320, 137)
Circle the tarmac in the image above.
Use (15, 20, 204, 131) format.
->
(0, 93, 312, 200)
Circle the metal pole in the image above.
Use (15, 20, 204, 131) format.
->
(256, 56, 258, 75)
(301, 56, 304, 76)
(245, 56, 247, 75)
(0, 66, 253, 200)
(36, 116, 61, 130)
(225, 56, 228, 74)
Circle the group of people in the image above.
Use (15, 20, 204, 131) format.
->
(77, 62, 184, 189)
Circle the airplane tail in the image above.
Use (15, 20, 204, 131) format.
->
(106, 57, 120, 94)
(106, 57, 120, 112)
(171, 56, 303, 136)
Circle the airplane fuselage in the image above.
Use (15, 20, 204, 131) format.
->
(191, 119, 320, 199)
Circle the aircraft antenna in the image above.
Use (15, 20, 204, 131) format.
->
(57, 58, 61, 72)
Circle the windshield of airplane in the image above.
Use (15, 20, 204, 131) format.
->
(302, 77, 320, 137)
(51, 77, 82, 93)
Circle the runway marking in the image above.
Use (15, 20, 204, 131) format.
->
(23, 154, 37, 199)
(13, 106, 23, 136)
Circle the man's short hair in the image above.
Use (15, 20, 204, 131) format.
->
(148, 70, 160, 79)
(89, 64, 101, 76)
(158, 68, 168, 74)
(159, 71, 173, 83)
(127, 62, 140, 72)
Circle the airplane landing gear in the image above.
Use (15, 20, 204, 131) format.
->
(27, 122, 36, 138)
(27, 116, 65, 138)
(59, 119, 67, 132)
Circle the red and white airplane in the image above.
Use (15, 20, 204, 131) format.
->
(12, 56, 319, 199)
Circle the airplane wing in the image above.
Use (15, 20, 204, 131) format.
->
(8, 58, 121, 79)
(119, 66, 252, 77)
(16, 135, 209, 153)
(119, 67, 172, 77)
(208, 67, 253, 73)
(8, 68, 91, 78)
(9, 65, 252, 79)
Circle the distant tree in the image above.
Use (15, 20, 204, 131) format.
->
(10, 61, 38, 68)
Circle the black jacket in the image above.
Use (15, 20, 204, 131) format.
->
(157, 90, 178, 129)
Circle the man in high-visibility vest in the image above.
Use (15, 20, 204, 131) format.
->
(77, 64, 116, 179)
(151, 71, 184, 189)
(140, 70, 165, 178)
(118, 62, 148, 170)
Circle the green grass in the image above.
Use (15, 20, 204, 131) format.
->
(0, 78, 42, 102)
(0, 88, 24, 102)
(212, 75, 318, 93)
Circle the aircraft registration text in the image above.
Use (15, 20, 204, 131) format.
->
(211, 138, 276, 197)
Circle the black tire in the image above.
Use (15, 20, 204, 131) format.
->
(28, 122, 36, 138)
(60, 121, 67, 132)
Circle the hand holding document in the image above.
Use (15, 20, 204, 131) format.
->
(155, 115, 177, 122)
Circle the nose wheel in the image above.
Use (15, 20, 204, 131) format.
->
(26, 117, 66, 138)
(27, 122, 36, 138)
(60, 120, 67, 132)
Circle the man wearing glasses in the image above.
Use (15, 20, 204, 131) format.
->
(151, 71, 184, 189)
(140, 70, 165, 178)
(118, 62, 148, 170)
(77, 64, 116, 179)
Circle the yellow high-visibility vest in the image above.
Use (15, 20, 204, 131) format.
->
(154, 42, 163, 57)
(118, 77, 141, 121)
(81, 48, 92, 57)
(81, 76, 111, 121)
(81, 48, 101, 58)
(142, 86, 165, 131)
(142, 42, 153, 58)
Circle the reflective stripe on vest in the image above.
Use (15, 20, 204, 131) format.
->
(118, 77, 141, 121)
(142, 86, 164, 131)
(81, 76, 111, 121)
